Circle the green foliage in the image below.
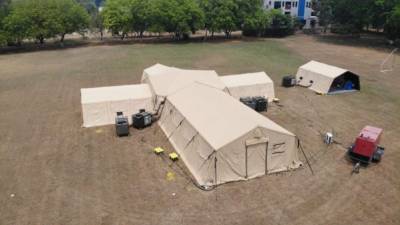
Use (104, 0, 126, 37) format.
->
(102, 0, 204, 39)
(130, 0, 151, 36)
(199, 0, 240, 37)
(385, 5, 400, 40)
(56, 0, 90, 41)
(314, 0, 333, 30)
(330, 0, 372, 34)
(77, 0, 98, 14)
(265, 9, 294, 36)
(0, 0, 11, 45)
(3, 0, 89, 44)
(149, 0, 204, 38)
(235, 0, 264, 25)
(242, 9, 271, 37)
(318, 0, 400, 36)
(101, 0, 132, 37)
(213, 0, 239, 37)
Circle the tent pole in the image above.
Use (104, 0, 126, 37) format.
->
(265, 142, 269, 175)
(214, 156, 217, 185)
(214, 156, 218, 202)
(298, 138, 314, 175)
(245, 145, 248, 179)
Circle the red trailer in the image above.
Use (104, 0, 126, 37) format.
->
(348, 126, 385, 165)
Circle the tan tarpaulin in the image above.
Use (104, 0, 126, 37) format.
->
(81, 84, 153, 127)
(221, 72, 275, 102)
(159, 82, 302, 186)
(296, 60, 360, 94)
(141, 64, 227, 109)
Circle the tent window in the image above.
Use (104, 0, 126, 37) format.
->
(272, 142, 286, 154)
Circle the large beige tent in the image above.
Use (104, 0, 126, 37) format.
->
(81, 84, 153, 127)
(141, 64, 227, 109)
(221, 72, 275, 102)
(296, 60, 360, 94)
(159, 82, 302, 186)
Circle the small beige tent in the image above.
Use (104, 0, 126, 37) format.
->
(159, 82, 302, 186)
(81, 84, 153, 127)
(221, 72, 275, 102)
(141, 64, 227, 109)
(296, 60, 360, 94)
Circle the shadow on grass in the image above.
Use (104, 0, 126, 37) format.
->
(313, 33, 397, 51)
(0, 34, 274, 55)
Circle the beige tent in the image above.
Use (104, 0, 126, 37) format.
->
(296, 60, 360, 94)
(141, 64, 227, 109)
(221, 72, 275, 102)
(159, 82, 302, 186)
(81, 84, 153, 127)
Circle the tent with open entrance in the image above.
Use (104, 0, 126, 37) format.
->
(158, 82, 302, 186)
(141, 64, 227, 110)
(296, 61, 360, 94)
(81, 84, 153, 127)
(221, 72, 276, 102)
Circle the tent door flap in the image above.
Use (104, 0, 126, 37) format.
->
(245, 137, 268, 178)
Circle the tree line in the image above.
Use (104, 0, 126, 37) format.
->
(1, 0, 399, 48)
(0, 0, 294, 47)
(316, 0, 400, 41)
(98, 0, 294, 39)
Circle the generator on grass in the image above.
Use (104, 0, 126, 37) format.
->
(132, 109, 153, 129)
(348, 126, 385, 173)
(115, 112, 130, 137)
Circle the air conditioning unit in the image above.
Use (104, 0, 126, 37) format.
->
(254, 96, 268, 112)
(240, 96, 268, 112)
(282, 75, 296, 87)
(132, 109, 153, 129)
(115, 112, 129, 137)
(240, 97, 257, 110)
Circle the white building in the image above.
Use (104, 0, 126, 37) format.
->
(263, 0, 314, 20)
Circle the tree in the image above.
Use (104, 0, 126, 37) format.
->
(77, 0, 98, 14)
(91, 8, 104, 40)
(130, 0, 151, 37)
(55, 0, 90, 42)
(4, 0, 89, 45)
(198, 0, 218, 38)
(198, 0, 240, 38)
(0, 0, 11, 46)
(148, 0, 204, 39)
(4, 0, 57, 44)
(385, 4, 400, 40)
(331, 0, 372, 34)
(314, 0, 334, 33)
(236, 0, 264, 26)
(266, 9, 294, 36)
(242, 9, 271, 37)
(213, 0, 239, 38)
(101, 0, 132, 39)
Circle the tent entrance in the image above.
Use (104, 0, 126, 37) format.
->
(245, 137, 268, 178)
(328, 72, 360, 94)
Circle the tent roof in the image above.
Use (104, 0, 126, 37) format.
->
(142, 64, 226, 97)
(167, 82, 294, 149)
(299, 60, 348, 79)
(81, 84, 152, 104)
(220, 72, 273, 87)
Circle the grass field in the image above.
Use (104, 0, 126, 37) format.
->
(0, 35, 399, 225)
